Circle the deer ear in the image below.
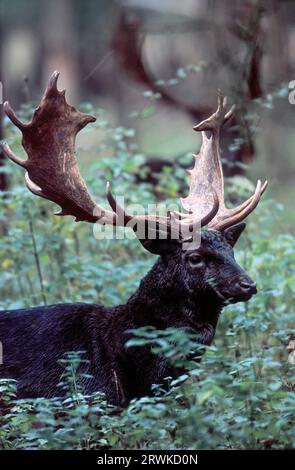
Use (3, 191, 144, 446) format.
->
(223, 222, 246, 247)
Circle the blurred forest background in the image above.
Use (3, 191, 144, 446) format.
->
(0, 0, 295, 451)
(1, 0, 295, 212)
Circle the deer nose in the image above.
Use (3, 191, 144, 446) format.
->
(238, 280, 257, 295)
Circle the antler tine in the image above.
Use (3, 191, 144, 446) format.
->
(210, 180, 266, 231)
(199, 190, 219, 226)
(45, 69, 59, 95)
(182, 93, 267, 231)
(213, 179, 268, 223)
(1, 141, 28, 168)
(106, 182, 133, 225)
(193, 92, 235, 133)
(25, 172, 45, 197)
(3, 101, 28, 131)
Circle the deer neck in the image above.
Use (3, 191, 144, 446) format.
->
(125, 259, 222, 345)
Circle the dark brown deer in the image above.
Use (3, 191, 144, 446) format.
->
(0, 73, 267, 405)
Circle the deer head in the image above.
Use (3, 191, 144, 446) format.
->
(2, 72, 267, 305)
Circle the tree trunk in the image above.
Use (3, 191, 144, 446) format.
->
(0, 20, 8, 192)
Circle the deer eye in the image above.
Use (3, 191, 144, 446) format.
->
(188, 254, 203, 267)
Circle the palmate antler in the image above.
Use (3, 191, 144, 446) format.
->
(181, 93, 268, 231)
(2, 71, 219, 252)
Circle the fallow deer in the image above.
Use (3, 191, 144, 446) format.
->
(0, 72, 267, 405)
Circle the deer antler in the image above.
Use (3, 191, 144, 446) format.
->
(181, 93, 268, 231)
(2, 71, 219, 248)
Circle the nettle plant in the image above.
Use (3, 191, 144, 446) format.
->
(0, 72, 269, 406)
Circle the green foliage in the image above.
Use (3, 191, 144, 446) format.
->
(0, 103, 294, 450)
